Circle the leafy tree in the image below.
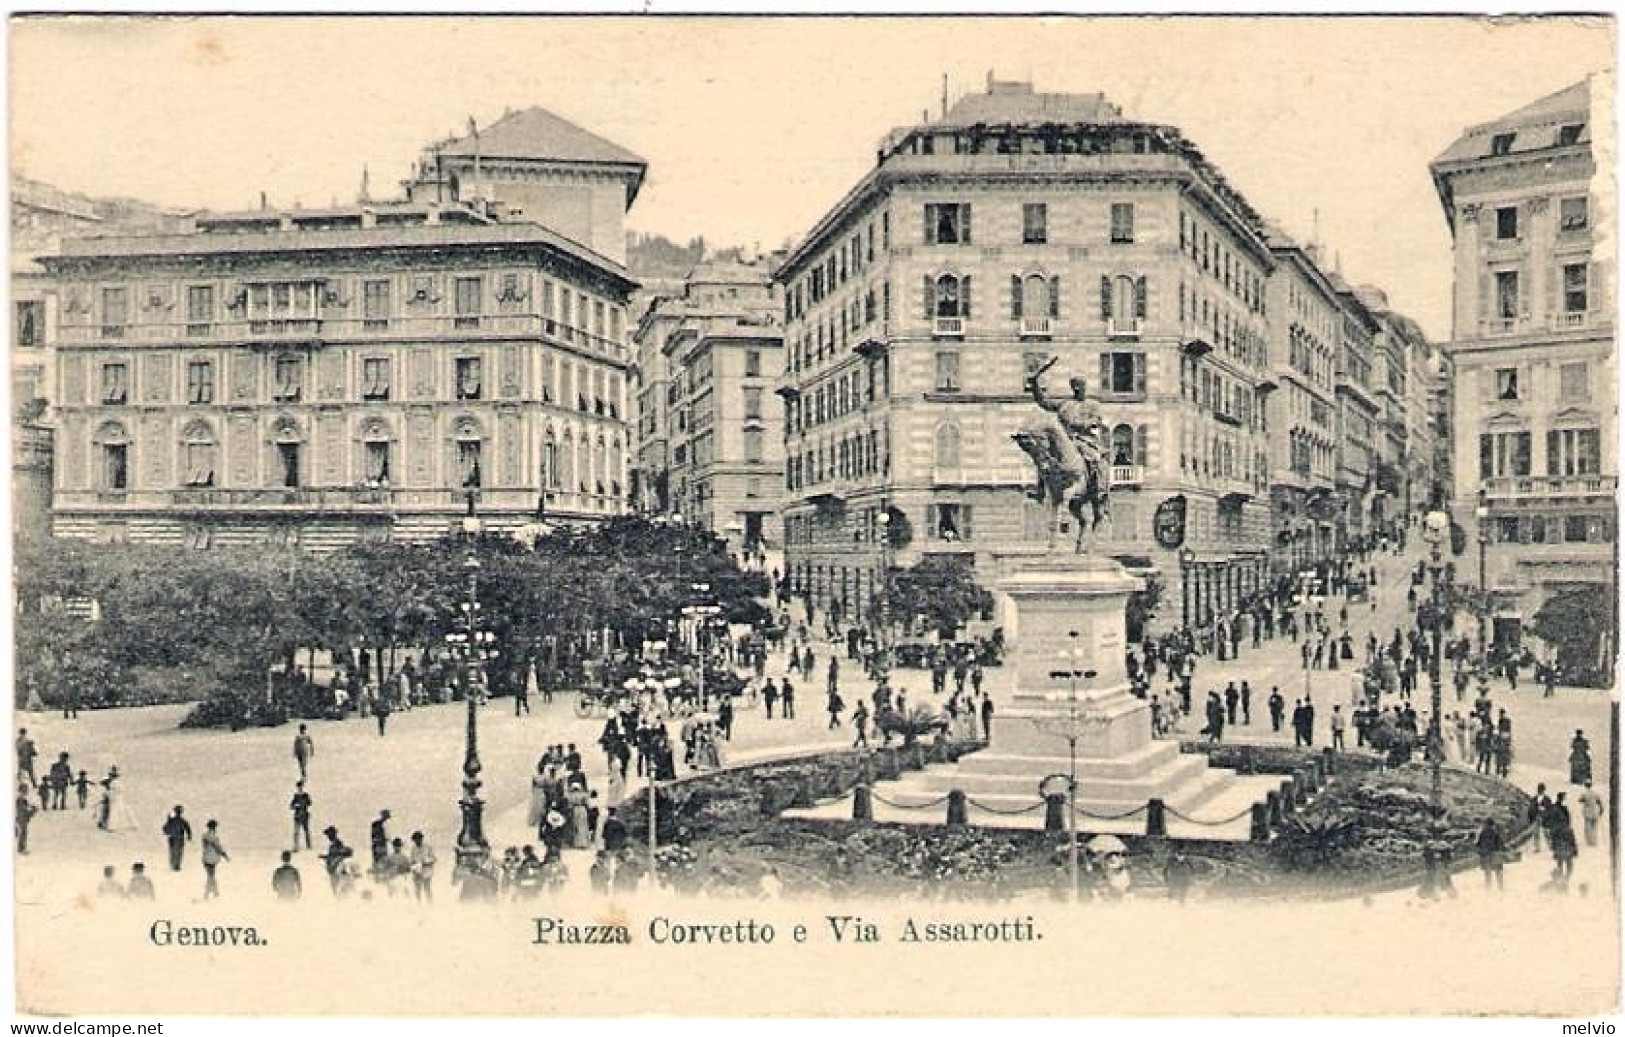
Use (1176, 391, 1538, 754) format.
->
(1529, 583, 1614, 687)
(886, 555, 993, 639)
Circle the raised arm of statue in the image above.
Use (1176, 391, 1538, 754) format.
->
(1027, 355, 1061, 411)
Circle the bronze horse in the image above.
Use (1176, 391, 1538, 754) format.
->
(1012, 428, 1110, 553)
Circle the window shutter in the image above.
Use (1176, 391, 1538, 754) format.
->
(926, 503, 938, 537)
(961, 204, 972, 245)
(1546, 429, 1560, 475)
(1135, 424, 1149, 466)
(961, 275, 972, 317)
(1133, 353, 1147, 394)
(923, 275, 935, 319)
(1011, 275, 1023, 319)
(1135, 276, 1148, 319)
(923, 204, 933, 245)
(962, 504, 974, 542)
(1100, 276, 1113, 319)
(1050, 276, 1061, 318)
(1099, 353, 1112, 394)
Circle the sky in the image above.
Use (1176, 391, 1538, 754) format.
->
(8, 14, 1615, 341)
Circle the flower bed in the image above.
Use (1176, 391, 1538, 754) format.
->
(622, 743, 1532, 901)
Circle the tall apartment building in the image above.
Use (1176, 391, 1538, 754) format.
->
(1263, 228, 1342, 571)
(774, 79, 1277, 631)
(1430, 77, 1615, 646)
(632, 258, 784, 559)
(1331, 279, 1382, 549)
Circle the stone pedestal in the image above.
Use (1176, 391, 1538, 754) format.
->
(881, 552, 1258, 825)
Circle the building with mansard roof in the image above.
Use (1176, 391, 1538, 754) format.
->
(1429, 76, 1615, 652)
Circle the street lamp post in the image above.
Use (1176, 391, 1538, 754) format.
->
(1475, 487, 1491, 698)
(453, 496, 493, 879)
(1180, 548, 1195, 632)
(876, 509, 893, 680)
(1422, 508, 1451, 893)
(1039, 631, 1100, 904)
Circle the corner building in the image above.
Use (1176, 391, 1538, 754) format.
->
(775, 80, 1276, 632)
(1430, 78, 1616, 647)
(44, 202, 636, 550)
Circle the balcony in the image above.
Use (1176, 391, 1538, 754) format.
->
(1483, 316, 1529, 336)
(1481, 474, 1617, 500)
(1109, 464, 1144, 487)
(1019, 316, 1052, 338)
(931, 464, 1029, 487)
(1107, 318, 1141, 340)
(54, 314, 629, 362)
(933, 316, 965, 338)
(1555, 311, 1589, 330)
(169, 486, 397, 511)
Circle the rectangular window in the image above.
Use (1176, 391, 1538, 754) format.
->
(1101, 351, 1148, 395)
(1022, 203, 1048, 245)
(100, 287, 128, 337)
(1495, 206, 1518, 240)
(934, 351, 961, 392)
(365, 441, 391, 484)
(743, 427, 763, 464)
(743, 387, 763, 420)
(1558, 124, 1584, 147)
(272, 355, 303, 402)
(1110, 202, 1135, 243)
(1563, 263, 1589, 313)
(925, 202, 971, 245)
(931, 502, 969, 542)
(183, 442, 215, 487)
(14, 300, 43, 347)
(103, 443, 128, 491)
(1495, 271, 1519, 320)
(1559, 361, 1589, 401)
(1560, 196, 1589, 232)
(458, 441, 482, 488)
(362, 357, 391, 401)
(1491, 133, 1516, 157)
(363, 280, 391, 330)
(186, 360, 214, 405)
(185, 286, 214, 335)
(744, 349, 762, 377)
(278, 442, 301, 488)
(101, 362, 128, 405)
(454, 277, 482, 329)
(1564, 515, 1590, 543)
(455, 357, 482, 400)
(1577, 428, 1601, 475)
(1494, 367, 1520, 401)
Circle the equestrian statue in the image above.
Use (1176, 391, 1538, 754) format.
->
(1012, 355, 1111, 553)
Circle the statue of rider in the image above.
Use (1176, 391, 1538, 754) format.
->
(1024, 355, 1107, 503)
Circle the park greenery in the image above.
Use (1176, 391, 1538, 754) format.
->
(14, 517, 771, 717)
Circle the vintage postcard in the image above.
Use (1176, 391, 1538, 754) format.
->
(6, 11, 1620, 1020)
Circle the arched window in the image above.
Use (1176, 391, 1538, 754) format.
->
(1111, 423, 1136, 467)
(935, 421, 962, 469)
(934, 274, 962, 318)
(1022, 274, 1051, 318)
(358, 417, 392, 487)
(180, 419, 217, 488)
(1114, 275, 1137, 324)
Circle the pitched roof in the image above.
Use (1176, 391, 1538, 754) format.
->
(1432, 79, 1591, 166)
(440, 106, 646, 168)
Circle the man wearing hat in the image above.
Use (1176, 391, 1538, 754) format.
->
(370, 809, 391, 869)
(320, 826, 355, 896)
(162, 804, 193, 871)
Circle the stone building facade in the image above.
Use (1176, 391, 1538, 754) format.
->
(43, 203, 636, 550)
(1430, 77, 1615, 647)
(774, 80, 1278, 632)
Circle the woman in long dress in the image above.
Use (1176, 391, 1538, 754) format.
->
(526, 763, 548, 831)
(567, 786, 591, 850)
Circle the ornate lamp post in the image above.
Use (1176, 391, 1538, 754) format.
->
(876, 509, 893, 680)
(452, 496, 494, 879)
(1180, 547, 1195, 632)
(1421, 508, 1451, 893)
(1036, 630, 1105, 903)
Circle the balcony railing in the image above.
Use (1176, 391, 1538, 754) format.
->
(169, 486, 397, 509)
(1109, 464, 1144, 487)
(1556, 311, 1589, 329)
(933, 316, 965, 338)
(1482, 474, 1617, 499)
(1019, 316, 1052, 338)
(1107, 318, 1141, 340)
(55, 314, 629, 362)
(1483, 316, 1529, 335)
